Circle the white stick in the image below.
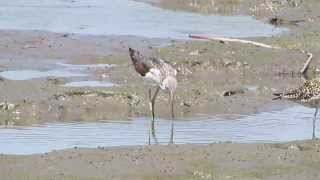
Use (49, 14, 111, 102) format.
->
(189, 35, 280, 49)
(300, 52, 313, 75)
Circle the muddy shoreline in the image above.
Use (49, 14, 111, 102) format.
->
(1, 0, 320, 179)
(1, 140, 320, 179)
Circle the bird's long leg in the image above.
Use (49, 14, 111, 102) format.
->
(151, 87, 160, 144)
(151, 87, 160, 125)
(313, 107, 318, 140)
(169, 92, 175, 144)
(148, 88, 152, 145)
(148, 87, 160, 145)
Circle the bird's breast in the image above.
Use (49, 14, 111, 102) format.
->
(145, 68, 162, 85)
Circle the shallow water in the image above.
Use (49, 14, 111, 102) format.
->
(0, 70, 86, 80)
(56, 62, 114, 69)
(0, 106, 318, 155)
(0, 62, 113, 80)
(64, 80, 115, 87)
(0, 0, 285, 39)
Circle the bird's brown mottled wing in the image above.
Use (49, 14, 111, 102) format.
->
(150, 57, 177, 77)
(274, 79, 320, 103)
(299, 79, 320, 102)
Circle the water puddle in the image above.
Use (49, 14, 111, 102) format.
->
(64, 81, 115, 87)
(0, 106, 318, 155)
(0, 70, 86, 80)
(0, 0, 285, 39)
(0, 62, 113, 81)
(56, 62, 114, 69)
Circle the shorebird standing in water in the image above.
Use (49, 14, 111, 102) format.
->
(273, 53, 319, 139)
(273, 79, 320, 139)
(128, 48, 177, 144)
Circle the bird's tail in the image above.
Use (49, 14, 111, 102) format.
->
(272, 89, 300, 101)
(272, 92, 283, 100)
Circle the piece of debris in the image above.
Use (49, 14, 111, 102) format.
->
(189, 35, 280, 49)
(222, 88, 247, 97)
(269, 17, 305, 26)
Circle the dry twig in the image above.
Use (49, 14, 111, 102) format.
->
(189, 35, 280, 49)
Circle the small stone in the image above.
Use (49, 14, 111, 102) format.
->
(189, 50, 199, 56)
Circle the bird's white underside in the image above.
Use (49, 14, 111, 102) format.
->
(144, 68, 176, 91)
(145, 68, 162, 85)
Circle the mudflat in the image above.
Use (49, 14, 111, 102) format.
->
(1, 0, 320, 179)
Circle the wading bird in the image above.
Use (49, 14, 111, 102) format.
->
(128, 48, 177, 144)
(273, 53, 319, 139)
(273, 78, 320, 139)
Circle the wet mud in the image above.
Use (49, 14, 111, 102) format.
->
(1, 140, 320, 180)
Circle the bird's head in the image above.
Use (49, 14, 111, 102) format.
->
(128, 48, 141, 63)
